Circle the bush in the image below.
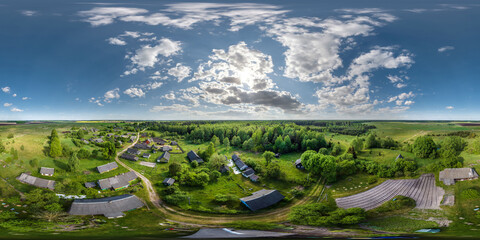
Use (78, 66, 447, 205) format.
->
(289, 203, 365, 227)
(367, 176, 378, 184)
(460, 188, 480, 200)
(368, 195, 415, 216)
(213, 194, 237, 204)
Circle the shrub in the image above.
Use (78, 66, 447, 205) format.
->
(368, 195, 415, 216)
(460, 188, 480, 200)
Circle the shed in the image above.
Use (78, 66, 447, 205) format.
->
(242, 167, 255, 178)
(187, 150, 204, 164)
(171, 141, 178, 145)
(294, 159, 305, 170)
(162, 178, 175, 186)
(40, 167, 55, 176)
(233, 157, 247, 171)
(69, 194, 144, 218)
(219, 165, 229, 174)
(127, 148, 140, 155)
(439, 168, 479, 185)
(249, 174, 259, 182)
(96, 162, 118, 174)
(84, 182, 96, 188)
(157, 151, 170, 163)
(17, 173, 55, 190)
(143, 153, 151, 159)
(396, 154, 404, 160)
(162, 145, 173, 152)
(240, 189, 284, 211)
(121, 153, 139, 162)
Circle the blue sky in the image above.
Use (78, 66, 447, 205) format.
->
(1, 0, 479, 120)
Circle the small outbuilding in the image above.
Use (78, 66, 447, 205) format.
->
(69, 194, 144, 219)
(157, 151, 170, 163)
(294, 159, 305, 170)
(143, 153, 151, 159)
(242, 167, 255, 178)
(219, 165, 229, 174)
(439, 168, 479, 185)
(240, 189, 284, 211)
(121, 153, 139, 162)
(162, 178, 175, 186)
(249, 174, 259, 182)
(40, 167, 55, 176)
(17, 173, 55, 190)
(84, 182, 96, 188)
(187, 150, 204, 164)
(162, 145, 173, 152)
(96, 162, 118, 174)
(396, 154, 404, 160)
(127, 148, 141, 155)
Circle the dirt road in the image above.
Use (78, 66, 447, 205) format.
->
(115, 132, 323, 225)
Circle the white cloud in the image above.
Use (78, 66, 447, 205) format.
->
(164, 92, 175, 100)
(438, 46, 454, 52)
(123, 87, 145, 98)
(12, 94, 17, 97)
(1, 87, 10, 93)
(446, 106, 454, 110)
(388, 91, 415, 103)
(404, 100, 414, 105)
(10, 107, 23, 112)
(146, 81, 163, 90)
(3, 103, 12, 107)
(150, 104, 191, 112)
(107, 37, 127, 46)
(125, 38, 182, 75)
(103, 88, 120, 102)
(22, 97, 30, 100)
(78, 7, 149, 26)
(21, 10, 37, 16)
(168, 63, 191, 82)
(89, 97, 104, 106)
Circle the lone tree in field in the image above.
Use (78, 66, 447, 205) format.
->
(102, 141, 116, 160)
(262, 151, 275, 166)
(169, 162, 182, 177)
(67, 152, 80, 172)
(413, 136, 436, 159)
(49, 129, 62, 158)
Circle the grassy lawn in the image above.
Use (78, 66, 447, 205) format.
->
(365, 216, 439, 232)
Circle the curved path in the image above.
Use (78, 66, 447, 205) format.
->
(115, 132, 323, 225)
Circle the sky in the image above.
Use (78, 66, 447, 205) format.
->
(1, 0, 480, 120)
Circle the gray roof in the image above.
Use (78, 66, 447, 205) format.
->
(294, 159, 302, 166)
(243, 168, 255, 177)
(171, 141, 178, 145)
(219, 165, 229, 173)
(232, 154, 240, 161)
(40, 167, 54, 175)
(98, 171, 138, 190)
(84, 182, 96, 188)
(68, 194, 144, 218)
(234, 158, 247, 170)
(157, 151, 170, 163)
(143, 153, 151, 158)
(121, 153, 139, 161)
(17, 173, 55, 190)
(240, 189, 284, 211)
(249, 174, 259, 181)
(97, 162, 118, 174)
(187, 150, 204, 163)
(127, 148, 140, 155)
(162, 178, 175, 185)
(396, 154, 404, 160)
(439, 168, 479, 181)
(162, 145, 173, 152)
(134, 143, 150, 150)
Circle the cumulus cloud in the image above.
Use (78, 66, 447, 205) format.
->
(124, 38, 181, 75)
(3, 103, 12, 107)
(78, 7, 148, 26)
(388, 91, 415, 103)
(123, 87, 145, 98)
(191, 42, 302, 113)
(150, 104, 190, 112)
(107, 37, 127, 45)
(164, 92, 175, 100)
(103, 88, 120, 102)
(12, 94, 17, 97)
(21, 10, 37, 16)
(438, 46, 454, 52)
(446, 106, 454, 110)
(10, 107, 23, 112)
(22, 97, 30, 100)
(1, 87, 10, 93)
(89, 97, 103, 106)
(387, 75, 408, 88)
(168, 63, 191, 82)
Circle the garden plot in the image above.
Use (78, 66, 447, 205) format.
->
(336, 174, 444, 210)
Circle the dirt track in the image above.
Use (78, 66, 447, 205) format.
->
(115, 132, 324, 225)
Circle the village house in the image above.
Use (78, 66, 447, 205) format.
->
(40, 167, 55, 176)
(162, 145, 173, 152)
(96, 162, 118, 174)
(143, 153, 151, 159)
(134, 143, 150, 150)
(121, 153, 139, 161)
(69, 194, 144, 219)
(240, 189, 285, 211)
(294, 159, 305, 170)
(157, 151, 170, 163)
(152, 137, 166, 145)
(233, 154, 248, 171)
(97, 171, 138, 190)
(162, 178, 175, 186)
(242, 167, 255, 178)
(17, 173, 55, 190)
(127, 148, 141, 155)
(187, 150, 204, 164)
(439, 168, 479, 185)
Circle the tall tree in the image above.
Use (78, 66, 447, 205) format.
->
(67, 152, 80, 172)
(49, 129, 62, 158)
(262, 151, 275, 166)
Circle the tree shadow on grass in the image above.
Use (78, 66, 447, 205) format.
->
(53, 159, 68, 171)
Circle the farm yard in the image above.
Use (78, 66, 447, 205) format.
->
(0, 120, 480, 238)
